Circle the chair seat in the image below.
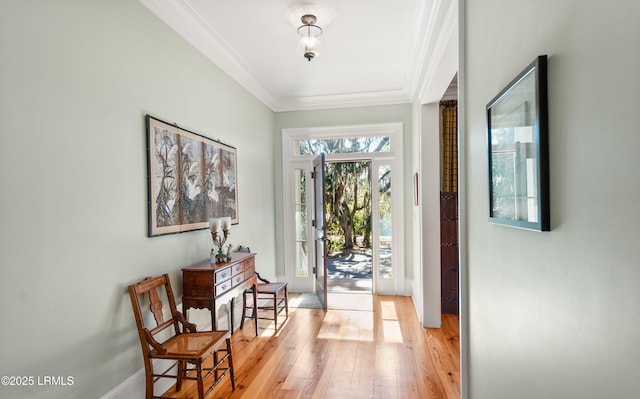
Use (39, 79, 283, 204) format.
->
(150, 331, 228, 359)
(256, 282, 287, 295)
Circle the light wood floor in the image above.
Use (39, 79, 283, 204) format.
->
(167, 295, 460, 399)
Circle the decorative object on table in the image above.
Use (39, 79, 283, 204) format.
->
(209, 248, 216, 263)
(146, 115, 238, 237)
(486, 55, 549, 231)
(226, 244, 233, 262)
(210, 217, 232, 263)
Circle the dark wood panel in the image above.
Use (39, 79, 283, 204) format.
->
(440, 192, 459, 315)
(440, 192, 458, 218)
(442, 270, 459, 297)
(441, 245, 458, 269)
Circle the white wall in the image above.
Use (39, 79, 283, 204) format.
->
(0, 1, 275, 398)
(465, 1, 640, 398)
(419, 103, 443, 327)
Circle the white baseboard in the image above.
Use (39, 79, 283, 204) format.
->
(99, 303, 236, 399)
(99, 358, 183, 399)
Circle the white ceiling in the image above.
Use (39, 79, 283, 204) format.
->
(139, 0, 438, 111)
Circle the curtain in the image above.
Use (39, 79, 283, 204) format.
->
(441, 100, 458, 192)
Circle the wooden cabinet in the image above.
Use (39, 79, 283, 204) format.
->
(182, 252, 257, 332)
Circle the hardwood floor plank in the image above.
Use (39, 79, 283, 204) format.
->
(441, 314, 461, 369)
(167, 295, 459, 399)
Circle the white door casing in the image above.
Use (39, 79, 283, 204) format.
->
(282, 123, 404, 295)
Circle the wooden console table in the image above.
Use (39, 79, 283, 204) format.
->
(182, 252, 257, 335)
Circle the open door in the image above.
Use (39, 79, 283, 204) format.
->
(312, 153, 328, 311)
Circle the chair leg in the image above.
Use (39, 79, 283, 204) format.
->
(252, 285, 258, 336)
(226, 337, 236, 391)
(284, 286, 289, 318)
(143, 360, 153, 399)
(240, 286, 258, 336)
(196, 362, 205, 399)
(240, 290, 247, 329)
(273, 293, 278, 331)
(176, 360, 185, 391)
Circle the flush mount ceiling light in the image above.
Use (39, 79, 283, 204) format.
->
(297, 14, 323, 61)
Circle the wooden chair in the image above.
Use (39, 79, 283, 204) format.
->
(128, 274, 235, 399)
(242, 272, 288, 333)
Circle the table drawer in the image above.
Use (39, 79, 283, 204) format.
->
(214, 267, 232, 284)
(232, 262, 244, 275)
(232, 274, 244, 287)
(215, 280, 231, 296)
(244, 266, 255, 280)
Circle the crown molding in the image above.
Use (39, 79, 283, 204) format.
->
(405, 0, 439, 100)
(273, 89, 412, 112)
(139, 0, 422, 112)
(138, 0, 279, 108)
(416, 0, 459, 103)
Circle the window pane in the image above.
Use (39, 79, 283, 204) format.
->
(295, 241, 309, 277)
(294, 169, 308, 277)
(295, 204, 307, 241)
(379, 165, 392, 278)
(295, 136, 390, 155)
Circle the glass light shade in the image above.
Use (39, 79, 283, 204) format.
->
(297, 16, 322, 61)
(220, 216, 231, 230)
(209, 218, 221, 232)
(298, 35, 321, 61)
(297, 23, 322, 38)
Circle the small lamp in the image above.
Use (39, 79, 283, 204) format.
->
(209, 217, 232, 263)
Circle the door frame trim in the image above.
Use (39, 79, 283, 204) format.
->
(282, 123, 405, 295)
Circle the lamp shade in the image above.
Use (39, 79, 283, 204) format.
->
(209, 218, 221, 232)
(221, 217, 231, 230)
(297, 14, 322, 61)
(298, 35, 321, 61)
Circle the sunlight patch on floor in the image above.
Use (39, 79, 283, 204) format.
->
(316, 310, 374, 342)
(328, 292, 373, 311)
(380, 300, 402, 343)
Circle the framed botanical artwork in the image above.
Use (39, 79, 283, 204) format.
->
(486, 55, 549, 231)
(146, 115, 238, 237)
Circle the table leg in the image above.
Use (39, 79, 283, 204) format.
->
(230, 297, 235, 332)
(211, 300, 217, 330)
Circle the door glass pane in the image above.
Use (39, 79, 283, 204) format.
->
(295, 136, 390, 155)
(378, 165, 392, 278)
(294, 169, 308, 277)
